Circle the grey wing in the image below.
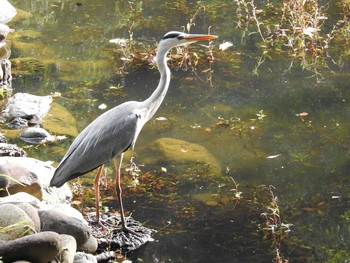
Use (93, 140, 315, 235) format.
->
(50, 107, 142, 187)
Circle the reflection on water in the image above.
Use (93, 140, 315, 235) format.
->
(7, 0, 350, 262)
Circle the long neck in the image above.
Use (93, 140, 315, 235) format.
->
(142, 46, 171, 121)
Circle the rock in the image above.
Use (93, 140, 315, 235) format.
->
(0, 157, 72, 203)
(58, 234, 77, 263)
(0, 142, 27, 157)
(19, 127, 66, 144)
(39, 210, 96, 253)
(0, 163, 10, 194)
(0, 56, 12, 87)
(0, 23, 12, 48)
(40, 204, 85, 222)
(0, 203, 36, 241)
(79, 234, 98, 254)
(0, 231, 62, 263)
(0, 192, 40, 206)
(42, 102, 79, 137)
(0, 161, 42, 199)
(95, 252, 116, 262)
(74, 252, 98, 263)
(2, 92, 52, 119)
(0, 0, 17, 24)
(0, 133, 7, 143)
(42, 185, 73, 205)
(14, 202, 41, 232)
(7, 116, 28, 129)
(141, 137, 221, 178)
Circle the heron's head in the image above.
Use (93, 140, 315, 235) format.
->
(158, 31, 218, 52)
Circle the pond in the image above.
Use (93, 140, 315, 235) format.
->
(5, 0, 350, 262)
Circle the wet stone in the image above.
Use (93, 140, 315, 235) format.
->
(141, 137, 221, 178)
(0, 142, 27, 157)
(7, 116, 28, 129)
(91, 212, 155, 253)
(19, 127, 53, 144)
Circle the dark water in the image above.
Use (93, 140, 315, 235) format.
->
(6, 0, 350, 262)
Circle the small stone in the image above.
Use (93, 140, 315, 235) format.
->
(0, 203, 36, 241)
(74, 252, 97, 263)
(0, 231, 62, 263)
(7, 117, 28, 129)
(0, 142, 27, 157)
(19, 127, 53, 144)
(78, 234, 98, 254)
(58, 234, 77, 263)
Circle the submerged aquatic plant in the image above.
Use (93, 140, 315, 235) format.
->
(234, 0, 350, 82)
(252, 185, 292, 263)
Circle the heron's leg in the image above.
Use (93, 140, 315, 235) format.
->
(113, 153, 128, 228)
(113, 153, 139, 235)
(94, 164, 104, 223)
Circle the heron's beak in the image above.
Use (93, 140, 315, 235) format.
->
(184, 34, 218, 42)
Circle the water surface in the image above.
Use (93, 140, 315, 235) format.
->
(6, 0, 350, 262)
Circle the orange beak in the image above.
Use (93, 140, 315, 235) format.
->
(184, 34, 218, 41)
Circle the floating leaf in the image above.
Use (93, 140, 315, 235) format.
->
(266, 154, 281, 159)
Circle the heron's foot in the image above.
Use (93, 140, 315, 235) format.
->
(87, 214, 112, 236)
(122, 224, 142, 237)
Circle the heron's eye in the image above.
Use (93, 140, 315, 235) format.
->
(177, 35, 184, 40)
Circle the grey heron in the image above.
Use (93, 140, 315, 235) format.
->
(49, 31, 218, 234)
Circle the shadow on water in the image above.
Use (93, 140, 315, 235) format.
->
(6, 0, 350, 262)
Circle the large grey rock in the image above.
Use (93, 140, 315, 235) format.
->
(2, 92, 52, 119)
(0, 203, 36, 241)
(39, 210, 96, 253)
(58, 234, 77, 263)
(0, 157, 72, 203)
(0, 231, 62, 263)
(0, 0, 17, 24)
